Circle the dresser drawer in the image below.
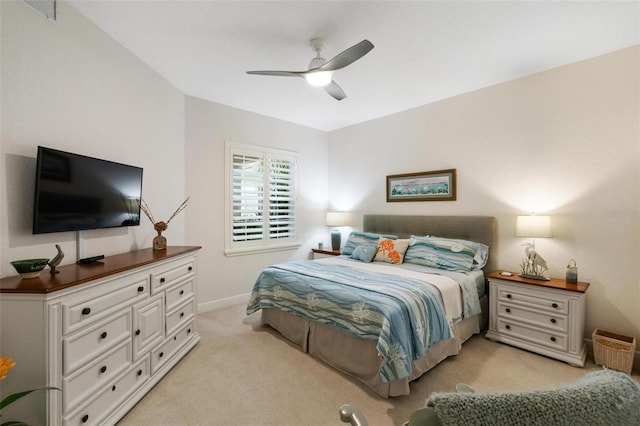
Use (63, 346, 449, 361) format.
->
(63, 340, 132, 412)
(165, 277, 195, 312)
(166, 297, 196, 336)
(151, 322, 195, 374)
(64, 357, 150, 426)
(496, 302, 568, 333)
(497, 283, 569, 315)
(151, 259, 194, 294)
(496, 318, 568, 352)
(63, 311, 131, 375)
(62, 276, 149, 334)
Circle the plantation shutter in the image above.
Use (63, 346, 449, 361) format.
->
(227, 142, 298, 253)
(268, 156, 295, 239)
(232, 152, 264, 242)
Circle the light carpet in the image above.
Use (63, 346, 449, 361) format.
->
(117, 303, 637, 426)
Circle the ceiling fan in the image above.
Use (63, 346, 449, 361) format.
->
(246, 38, 374, 101)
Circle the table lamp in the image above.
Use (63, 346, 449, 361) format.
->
(516, 214, 552, 280)
(326, 211, 348, 251)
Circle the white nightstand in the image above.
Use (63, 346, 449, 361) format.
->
(485, 271, 590, 367)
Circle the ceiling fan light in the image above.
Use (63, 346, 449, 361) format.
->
(305, 71, 333, 87)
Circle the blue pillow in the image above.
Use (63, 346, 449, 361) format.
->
(341, 232, 397, 256)
(350, 245, 377, 262)
(404, 236, 478, 271)
(408, 235, 489, 270)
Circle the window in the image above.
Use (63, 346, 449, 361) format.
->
(225, 142, 299, 255)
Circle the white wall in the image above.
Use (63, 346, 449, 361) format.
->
(2, 0, 637, 344)
(328, 46, 640, 340)
(184, 96, 329, 311)
(1, 1, 187, 274)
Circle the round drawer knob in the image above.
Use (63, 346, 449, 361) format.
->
(81, 307, 91, 315)
(138, 286, 144, 292)
(100, 331, 107, 339)
(100, 365, 107, 374)
(506, 294, 512, 299)
(550, 318, 557, 324)
(160, 277, 166, 283)
(82, 414, 89, 423)
(188, 266, 193, 271)
(112, 385, 116, 392)
(137, 369, 143, 376)
(505, 308, 511, 313)
(159, 352, 164, 358)
(552, 303, 558, 308)
(550, 336, 557, 342)
(505, 325, 511, 330)
(180, 290, 185, 296)
(180, 312, 185, 318)
(135, 329, 141, 336)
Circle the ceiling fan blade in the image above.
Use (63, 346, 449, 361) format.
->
(246, 70, 304, 77)
(317, 40, 374, 72)
(324, 80, 346, 101)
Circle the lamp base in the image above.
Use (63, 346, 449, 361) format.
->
(519, 274, 551, 281)
(331, 229, 341, 251)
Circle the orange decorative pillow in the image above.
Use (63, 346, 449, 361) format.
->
(374, 238, 410, 264)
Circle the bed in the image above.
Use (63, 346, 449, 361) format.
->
(247, 215, 497, 398)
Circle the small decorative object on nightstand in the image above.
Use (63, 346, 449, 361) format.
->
(311, 248, 342, 259)
(566, 259, 578, 284)
(485, 271, 589, 367)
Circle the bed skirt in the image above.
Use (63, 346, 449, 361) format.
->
(261, 295, 488, 398)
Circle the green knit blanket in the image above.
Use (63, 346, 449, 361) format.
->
(426, 370, 640, 426)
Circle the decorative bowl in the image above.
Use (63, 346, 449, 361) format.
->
(10, 258, 49, 279)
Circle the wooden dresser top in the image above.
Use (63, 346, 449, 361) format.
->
(1, 246, 201, 294)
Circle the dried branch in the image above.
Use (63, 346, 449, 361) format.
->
(140, 198, 156, 224)
(166, 197, 190, 225)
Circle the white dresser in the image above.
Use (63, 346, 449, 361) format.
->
(0, 246, 200, 425)
(485, 271, 589, 367)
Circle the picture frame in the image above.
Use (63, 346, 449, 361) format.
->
(386, 169, 456, 202)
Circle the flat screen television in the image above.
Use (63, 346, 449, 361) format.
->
(33, 146, 143, 234)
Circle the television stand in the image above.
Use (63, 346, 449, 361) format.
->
(0, 246, 201, 425)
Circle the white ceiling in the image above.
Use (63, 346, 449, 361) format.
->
(67, 1, 640, 132)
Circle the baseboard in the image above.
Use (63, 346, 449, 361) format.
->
(198, 293, 249, 313)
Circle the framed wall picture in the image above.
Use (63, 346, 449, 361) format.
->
(386, 169, 456, 202)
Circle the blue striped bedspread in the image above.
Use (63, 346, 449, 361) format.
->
(246, 259, 463, 383)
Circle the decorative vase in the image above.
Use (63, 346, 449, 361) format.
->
(153, 230, 167, 251)
(153, 221, 168, 250)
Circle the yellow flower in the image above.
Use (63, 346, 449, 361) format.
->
(0, 356, 16, 380)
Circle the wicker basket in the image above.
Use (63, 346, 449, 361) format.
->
(592, 329, 636, 374)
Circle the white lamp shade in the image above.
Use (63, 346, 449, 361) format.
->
(326, 211, 347, 227)
(516, 215, 552, 238)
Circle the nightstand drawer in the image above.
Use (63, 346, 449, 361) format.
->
(496, 302, 568, 333)
(496, 318, 568, 352)
(497, 283, 569, 315)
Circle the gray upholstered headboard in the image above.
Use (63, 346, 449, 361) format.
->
(363, 215, 498, 275)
